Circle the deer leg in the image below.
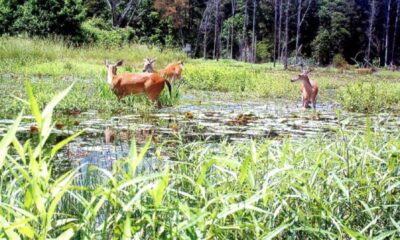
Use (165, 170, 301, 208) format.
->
(146, 87, 162, 109)
(312, 97, 317, 109)
(301, 95, 304, 107)
(156, 99, 162, 109)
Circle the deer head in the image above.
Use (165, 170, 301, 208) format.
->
(291, 74, 310, 83)
(177, 60, 184, 69)
(104, 59, 123, 85)
(302, 67, 312, 76)
(143, 57, 157, 73)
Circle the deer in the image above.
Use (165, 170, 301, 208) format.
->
(291, 68, 319, 109)
(104, 59, 171, 108)
(356, 68, 376, 75)
(143, 57, 184, 83)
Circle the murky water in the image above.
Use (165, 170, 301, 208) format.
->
(1, 96, 399, 176)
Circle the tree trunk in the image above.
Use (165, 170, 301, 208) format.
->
(204, 15, 209, 59)
(284, 0, 290, 70)
(213, 0, 221, 59)
(107, 0, 138, 28)
(295, 0, 302, 64)
(251, 0, 257, 63)
(274, 0, 278, 67)
(241, 0, 249, 62)
(366, 0, 376, 65)
(195, 5, 211, 57)
(231, 0, 236, 58)
(391, 0, 400, 64)
(385, 0, 392, 66)
(278, 0, 283, 61)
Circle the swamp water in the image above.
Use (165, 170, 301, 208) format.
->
(1, 96, 399, 177)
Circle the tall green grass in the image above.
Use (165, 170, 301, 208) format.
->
(0, 82, 399, 239)
(1, 36, 400, 116)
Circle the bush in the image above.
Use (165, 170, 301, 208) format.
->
(333, 54, 348, 68)
(337, 81, 400, 112)
(256, 40, 272, 63)
(81, 18, 136, 46)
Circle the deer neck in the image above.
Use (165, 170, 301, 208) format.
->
(107, 69, 115, 86)
(302, 78, 312, 91)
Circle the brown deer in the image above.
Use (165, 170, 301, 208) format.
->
(291, 68, 319, 109)
(143, 57, 184, 82)
(356, 67, 376, 75)
(104, 59, 171, 108)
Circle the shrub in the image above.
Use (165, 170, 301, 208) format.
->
(256, 40, 272, 63)
(337, 81, 400, 112)
(333, 54, 348, 68)
(81, 18, 136, 46)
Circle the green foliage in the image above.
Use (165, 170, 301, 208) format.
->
(0, 0, 15, 34)
(1, 81, 400, 238)
(81, 18, 135, 45)
(10, 0, 85, 38)
(332, 54, 348, 68)
(313, 0, 354, 65)
(337, 81, 400, 112)
(256, 40, 272, 63)
(312, 29, 331, 65)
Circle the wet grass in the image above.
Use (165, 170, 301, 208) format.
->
(1, 37, 400, 116)
(0, 82, 399, 239)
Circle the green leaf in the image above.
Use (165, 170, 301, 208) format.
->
(332, 173, 349, 200)
(128, 137, 138, 176)
(26, 79, 42, 128)
(42, 82, 75, 119)
(372, 230, 397, 240)
(122, 215, 132, 240)
(150, 166, 170, 208)
(51, 130, 83, 158)
(0, 112, 22, 169)
(55, 228, 75, 240)
(0, 215, 21, 240)
(262, 223, 291, 240)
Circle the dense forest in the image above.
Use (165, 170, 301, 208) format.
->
(1, 0, 399, 66)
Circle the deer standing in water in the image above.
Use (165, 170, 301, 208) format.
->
(104, 59, 171, 108)
(291, 68, 318, 109)
(143, 57, 184, 82)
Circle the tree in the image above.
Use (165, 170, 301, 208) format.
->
(294, 0, 313, 64)
(213, 0, 221, 59)
(154, 0, 189, 46)
(283, 0, 290, 69)
(366, 0, 376, 65)
(231, 0, 237, 58)
(251, 0, 257, 63)
(391, 0, 400, 64)
(384, 0, 393, 66)
(312, 0, 353, 65)
(13, 0, 85, 37)
(106, 0, 141, 28)
(273, 0, 278, 66)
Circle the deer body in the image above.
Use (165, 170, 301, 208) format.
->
(291, 69, 318, 109)
(143, 58, 184, 82)
(356, 68, 375, 75)
(105, 60, 171, 108)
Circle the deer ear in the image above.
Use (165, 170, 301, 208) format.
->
(116, 60, 124, 66)
(104, 59, 109, 66)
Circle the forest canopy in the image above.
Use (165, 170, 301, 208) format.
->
(0, 0, 399, 66)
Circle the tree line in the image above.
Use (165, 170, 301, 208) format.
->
(1, 0, 399, 67)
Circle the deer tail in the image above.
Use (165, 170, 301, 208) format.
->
(165, 80, 172, 99)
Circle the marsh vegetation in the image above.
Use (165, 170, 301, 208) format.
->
(0, 38, 400, 239)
